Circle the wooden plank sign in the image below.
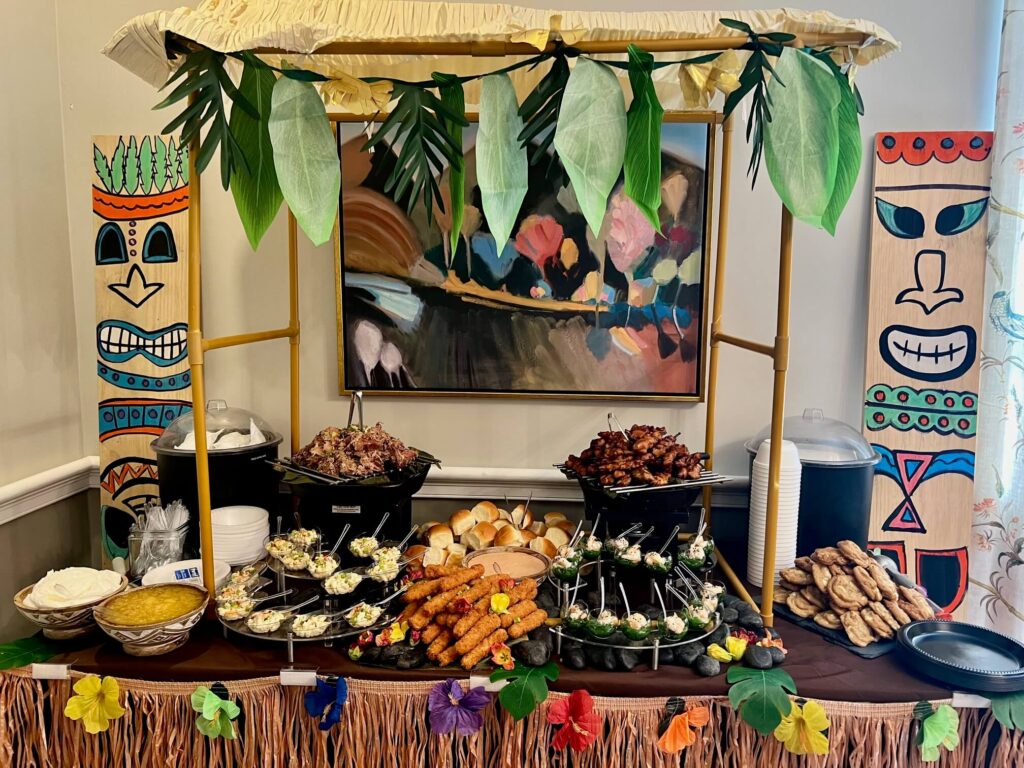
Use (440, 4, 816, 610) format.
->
(862, 131, 992, 616)
(93, 135, 192, 565)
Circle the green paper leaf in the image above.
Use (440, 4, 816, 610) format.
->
(433, 73, 466, 256)
(553, 58, 626, 236)
(196, 715, 220, 738)
(763, 48, 842, 230)
(93, 146, 113, 191)
(919, 704, 959, 762)
(0, 636, 58, 670)
(191, 686, 212, 713)
(202, 691, 223, 721)
(139, 137, 154, 194)
(624, 44, 665, 232)
(125, 136, 139, 194)
(477, 73, 528, 249)
(820, 73, 861, 235)
(491, 661, 559, 720)
(726, 666, 796, 735)
(218, 711, 237, 739)
(268, 77, 340, 246)
(111, 138, 126, 192)
(989, 692, 1024, 731)
(230, 61, 283, 249)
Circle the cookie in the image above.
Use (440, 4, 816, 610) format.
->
(860, 607, 894, 639)
(774, 585, 794, 605)
(841, 610, 876, 647)
(800, 585, 827, 610)
(813, 610, 841, 630)
(780, 568, 813, 586)
(811, 563, 832, 592)
(837, 540, 873, 568)
(828, 574, 869, 610)
(811, 547, 847, 566)
(829, 564, 847, 577)
(899, 586, 935, 619)
(867, 602, 901, 632)
(781, 579, 809, 594)
(884, 599, 912, 625)
(866, 561, 900, 601)
(795, 556, 814, 573)
(852, 566, 883, 602)
(899, 599, 931, 622)
(786, 591, 819, 619)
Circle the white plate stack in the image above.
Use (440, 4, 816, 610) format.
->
(207, 505, 270, 565)
(747, 439, 801, 587)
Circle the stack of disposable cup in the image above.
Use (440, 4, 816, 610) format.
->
(747, 439, 801, 587)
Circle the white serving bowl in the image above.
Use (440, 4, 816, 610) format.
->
(13, 574, 129, 639)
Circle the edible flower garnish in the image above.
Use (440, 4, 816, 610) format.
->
(490, 642, 515, 670)
(490, 593, 511, 615)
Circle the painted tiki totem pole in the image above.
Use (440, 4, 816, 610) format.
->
(862, 132, 992, 615)
(93, 135, 192, 564)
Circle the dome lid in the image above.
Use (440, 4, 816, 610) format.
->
(152, 399, 280, 454)
(744, 408, 878, 467)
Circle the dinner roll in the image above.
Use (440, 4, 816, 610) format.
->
(510, 504, 533, 528)
(544, 527, 570, 547)
(528, 521, 547, 535)
(492, 519, 510, 531)
(520, 529, 538, 543)
(422, 546, 447, 567)
(419, 522, 442, 541)
(449, 509, 475, 537)
(494, 526, 524, 547)
(529, 537, 557, 559)
(472, 501, 500, 523)
(426, 523, 454, 549)
(463, 522, 497, 550)
(404, 544, 428, 567)
(444, 543, 466, 566)
(496, 508, 514, 522)
(553, 520, 576, 534)
(544, 512, 567, 526)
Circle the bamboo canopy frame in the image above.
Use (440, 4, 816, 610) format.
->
(106, 3, 898, 627)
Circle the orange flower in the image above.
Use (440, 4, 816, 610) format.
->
(657, 704, 710, 754)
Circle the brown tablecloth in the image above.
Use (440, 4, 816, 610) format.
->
(50, 616, 949, 703)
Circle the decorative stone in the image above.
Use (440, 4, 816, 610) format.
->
(396, 646, 426, 669)
(743, 645, 773, 670)
(562, 641, 586, 669)
(674, 642, 702, 666)
(706, 623, 729, 646)
(615, 648, 642, 671)
(768, 646, 787, 666)
(721, 606, 739, 624)
(513, 640, 551, 667)
(694, 655, 721, 677)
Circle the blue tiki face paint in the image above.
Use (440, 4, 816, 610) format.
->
(97, 363, 191, 391)
(96, 319, 188, 366)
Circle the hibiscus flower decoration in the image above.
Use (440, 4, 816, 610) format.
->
(64, 675, 125, 734)
(490, 642, 514, 671)
(774, 700, 830, 756)
(304, 678, 349, 732)
(548, 690, 601, 752)
(657, 704, 710, 754)
(490, 593, 511, 615)
(428, 678, 490, 736)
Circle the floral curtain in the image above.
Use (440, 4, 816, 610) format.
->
(968, 2, 1024, 638)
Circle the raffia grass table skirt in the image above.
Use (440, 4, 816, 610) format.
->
(1, 668, 1019, 768)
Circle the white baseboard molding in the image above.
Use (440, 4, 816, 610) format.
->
(0, 457, 99, 527)
(0, 456, 748, 524)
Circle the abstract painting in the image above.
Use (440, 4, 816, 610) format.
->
(862, 131, 992, 615)
(334, 116, 712, 399)
(93, 135, 192, 564)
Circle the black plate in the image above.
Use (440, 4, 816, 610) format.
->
(897, 621, 1024, 693)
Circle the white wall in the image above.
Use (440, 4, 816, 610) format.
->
(0, 0, 82, 485)
(53, 0, 1001, 478)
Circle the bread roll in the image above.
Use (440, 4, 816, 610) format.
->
(494, 526, 524, 547)
(419, 522, 442, 541)
(444, 547, 465, 566)
(497, 508, 513, 522)
(544, 527, 570, 547)
(520, 529, 538, 543)
(553, 520, 575, 534)
(447, 542, 467, 558)
(492, 519, 510, 531)
(422, 546, 448, 567)
(426, 523, 454, 548)
(404, 544, 428, 567)
(463, 522, 497, 550)
(472, 501, 500, 523)
(510, 504, 533, 529)
(449, 509, 475, 537)
(544, 512, 567, 526)
(528, 521, 547, 535)
(529, 537, 557, 559)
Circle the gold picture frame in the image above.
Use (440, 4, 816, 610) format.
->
(333, 111, 719, 401)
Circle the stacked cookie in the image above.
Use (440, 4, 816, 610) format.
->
(776, 540, 935, 648)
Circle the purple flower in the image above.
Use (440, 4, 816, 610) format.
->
(428, 678, 490, 736)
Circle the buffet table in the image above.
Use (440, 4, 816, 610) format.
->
(2, 617, 1018, 768)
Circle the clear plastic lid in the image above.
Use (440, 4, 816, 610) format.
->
(152, 399, 280, 453)
(743, 408, 879, 467)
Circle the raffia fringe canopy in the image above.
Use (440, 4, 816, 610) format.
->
(0, 669, 1017, 767)
(102, 1, 898, 109)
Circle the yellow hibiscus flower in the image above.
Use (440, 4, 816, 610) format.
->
(64, 675, 125, 734)
(774, 700, 830, 756)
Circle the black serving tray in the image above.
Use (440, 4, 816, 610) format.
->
(897, 621, 1024, 693)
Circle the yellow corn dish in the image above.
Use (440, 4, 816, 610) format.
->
(98, 585, 205, 626)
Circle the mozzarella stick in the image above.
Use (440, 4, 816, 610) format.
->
(422, 588, 461, 618)
(425, 565, 461, 578)
(507, 579, 538, 606)
(454, 615, 501, 655)
(453, 609, 487, 638)
(426, 629, 453, 661)
(399, 601, 421, 621)
(440, 565, 485, 592)
(461, 629, 508, 670)
(437, 646, 461, 667)
(402, 578, 442, 603)
(459, 577, 504, 604)
(500, 600, 537, 628)
(508, 609, 548, 639)
(421, 623, 444, 644)
(409, 606, 432, 630)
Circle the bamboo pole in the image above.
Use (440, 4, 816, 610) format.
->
(288, 211, 300, 455)
(248, 31, 869, 57)
(716, 547, 757, 611)
(203, 327, 296, 350)
(702, 117, 733, 518)
(185, 97, 216, 596)
(758, 206, 794, 626)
